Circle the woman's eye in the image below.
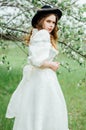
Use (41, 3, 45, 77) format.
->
(47, 20, 50, 23)
(53, 22, 56, 24)
(46, 20, 55, 24)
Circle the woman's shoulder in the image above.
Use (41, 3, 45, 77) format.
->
(32, 29, 50, 38)
(38, 29, 49, 34)
(37, 29, 50, 39)
(30, 29, 50, 44)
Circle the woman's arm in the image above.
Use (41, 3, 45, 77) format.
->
(40, 61, 60, 71)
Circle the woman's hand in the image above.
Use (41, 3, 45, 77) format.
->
(49, 61, 60, 71)
(40, 61, 60, 71)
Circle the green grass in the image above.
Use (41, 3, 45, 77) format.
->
(0, 41, 86, 130)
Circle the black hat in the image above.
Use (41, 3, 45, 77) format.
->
(32, 5, 62, 28)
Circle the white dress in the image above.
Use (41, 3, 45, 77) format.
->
(6, 29, 69, 130)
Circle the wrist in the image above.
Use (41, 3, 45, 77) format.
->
(41, 61, 51, 68)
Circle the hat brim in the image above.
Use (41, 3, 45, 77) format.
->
(32, 8, 62, 28)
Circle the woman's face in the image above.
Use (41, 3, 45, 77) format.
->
(42, 14, 56, 33)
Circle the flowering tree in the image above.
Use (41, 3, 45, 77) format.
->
(0, 0, 86, 70)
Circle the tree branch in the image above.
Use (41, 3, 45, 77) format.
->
(2, 25, 28, 34)
(58, 41, 86, 58)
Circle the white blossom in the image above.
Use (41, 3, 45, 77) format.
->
(0, 61, 3, 65)
(79, 57, 84, 63)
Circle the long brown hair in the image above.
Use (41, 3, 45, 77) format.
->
(25, 13, 59, 49)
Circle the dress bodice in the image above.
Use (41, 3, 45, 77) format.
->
(28, 29, 58, 67)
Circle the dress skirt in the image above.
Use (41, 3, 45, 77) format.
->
(6, 65, 69, 130)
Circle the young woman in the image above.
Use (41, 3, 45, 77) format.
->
(6, 5, 69, 130)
